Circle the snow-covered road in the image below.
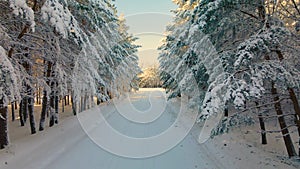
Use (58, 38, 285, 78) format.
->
(0, 89, 298, 169)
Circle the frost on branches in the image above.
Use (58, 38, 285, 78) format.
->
(0, 46, 20, 106)
(159, 0, 300, 143)
(9, 0, 35, 31)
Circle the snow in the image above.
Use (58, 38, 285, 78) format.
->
(0, 89, 299, 169)
(9, 0, 35, 31)
(0, 46, 20, 106)
(41, 0, 80, 39)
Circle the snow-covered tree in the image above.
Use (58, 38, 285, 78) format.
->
(0, 0, 141, 148)
(0, 25, 21, 148)
(159, 0, 300, 157)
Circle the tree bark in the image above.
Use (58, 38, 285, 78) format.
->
(97, 97, 101, 105)
(21, 97, 29, 124)
(275, 49, 300, 156)
(19, 101, 25, 126)
(258, 114, 267, 145)
(49, 89, 59, 127)
(80, 96, 84, 112)
(28, 94, 36, 134)
(62, 97, 65, 113)
(224, 101, 229, 117)
(72, 102, 77, 115)
(71, 94, 77, 116)
(23, 48, 36, 134)
(0, 99, 8, 149)
(54, 95, 59, 124)
(288, 88, 300, 156)
(40, 60, 52, 130)
(264, 53, 296, 157)
(39, 90, 48, 131)
(271, 83, 297, 157)
(11, 102, 15, 121)
(83, 94, 87, 111)
(49, 90, 55, 127)
(256, 102, 267, 145)
(64, 95, 68, 106)
(15, 101, 17, 110)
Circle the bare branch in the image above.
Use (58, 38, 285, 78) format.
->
(291, 0, 300, 15)
(239, 10, 259, 20)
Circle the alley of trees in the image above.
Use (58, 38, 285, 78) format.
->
(1, 0, 300, 160)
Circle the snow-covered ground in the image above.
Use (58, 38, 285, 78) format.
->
(0, 88, 299, 169)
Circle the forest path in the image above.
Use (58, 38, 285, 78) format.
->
(0, 88, 297, 169)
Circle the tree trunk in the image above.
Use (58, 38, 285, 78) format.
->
(276, 49, 300, 156)
(62, 97, 65, 113)
(64, 95, 68, 106)
(49, 92, 55, 127)
(28, 94, 36, 134)
(224, 101, 229, 117)
(22, 97, 29, 124)
(36, 87, 39, 105)
(40, 60, 52, 130)
(19, 101, 25, 126)
(97, 97, 101, 105)
(39, 90, 48, 131)
(288, 88, 300, 156)
(271, 83, 297, 157)
(0, 99, 9, 149)
(11, 102, 15, 121)
(49, 90, 55, 127)
(49, 89, 59, 127)
(23, 54, 36, 134)
(261, 37, 296, 156)
(258, 113, 267, 145)
(80, 96, 83, 112)
(15, 101, 17, 110)
(255, 102, 267, 144)
(83, 95, 87, 111)
(54, 95, 59, 124)
(71, 95, 77, 116)
(90, 95, 93, 108)
(87, 95, 90, 110)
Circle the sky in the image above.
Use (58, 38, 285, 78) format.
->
(114, 0, 177, 68)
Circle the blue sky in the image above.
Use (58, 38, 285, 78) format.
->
(114, 0, 177, 68)
(114, 0, 176, 16)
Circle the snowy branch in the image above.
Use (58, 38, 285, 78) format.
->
(259, 124, 298, 134)
(0, 113, 5, 120)
(237, 97, 290, 114)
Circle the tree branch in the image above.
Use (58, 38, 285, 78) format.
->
(237, 97, 290, 114)
(291, 0, 300, 15)
(239, 10, 259, 20)
(260, 124, 298, 134)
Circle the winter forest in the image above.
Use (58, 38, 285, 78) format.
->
(159, 0, 300, 158)
(0, 0, 300, 169)
(0, 0, 140, 148)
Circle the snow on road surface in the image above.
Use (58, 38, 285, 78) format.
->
(0, 88, 299, 169)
